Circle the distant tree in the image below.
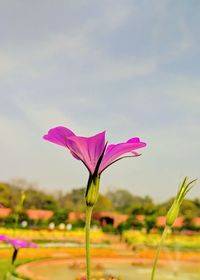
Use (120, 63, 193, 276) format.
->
(183, 211, 194, 229)
(52, 208, 69, 225)
(128, 215, 144, 230)
(145, 214, 157, 233)
(94, 194, 114, 212)
(179, 199, 199, 216)
(106, 189, 143, 213)
(0, 182, 21, 208)
(24, 188, 58, 211)
(157, 198, 174, 216)
(62, 188, 85, 211)
(129, 196, 156, 216)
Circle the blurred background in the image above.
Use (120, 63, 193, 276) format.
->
(0, 1, 200, 279)
(0, 0, 200, 200)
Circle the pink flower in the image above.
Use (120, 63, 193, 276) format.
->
(0, 235, 8, 242)
(0, 235, 38, 249)
(43, 126, 146, 175)
(0, 235, 38, 264)
(8, 238, 38, 250)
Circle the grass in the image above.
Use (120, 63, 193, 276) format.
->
(0, 258, 10, 280)
(0, 257, 33, 280)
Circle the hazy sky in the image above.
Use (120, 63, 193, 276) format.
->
(0, 1, 200, 201)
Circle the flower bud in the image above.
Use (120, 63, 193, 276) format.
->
(166, 177, 197, 227)
(85, 175, 100, 207)
(166, 201, 180, 227)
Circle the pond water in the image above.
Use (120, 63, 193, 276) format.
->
(18, 259, 200, 280)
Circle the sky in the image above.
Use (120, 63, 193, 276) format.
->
(0, 0, 200, 201)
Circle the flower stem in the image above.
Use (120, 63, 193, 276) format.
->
(85, 206, 93, 280)
(151, 225, 169, 280)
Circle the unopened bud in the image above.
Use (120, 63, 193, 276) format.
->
(85, 175, 100, 207)
(166, 177, 197, 227)
(166, 201, 179, 227)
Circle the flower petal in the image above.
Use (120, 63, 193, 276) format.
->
(99, 137, 146, 173)
(66, 131, 106, 174)
(8, 238, 38, 249)
(43, 126, 75, 147)
(0, 235, 8, 242)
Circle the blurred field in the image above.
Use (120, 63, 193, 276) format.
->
(0, 227, 104, 242)
(1, 229, 200, 279)
(16, 258, 200, 280)
(123, 230, 200, 250)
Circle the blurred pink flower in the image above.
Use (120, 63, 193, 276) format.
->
(0, 235, 8, 242)
(43, 126, 146, 175)
(0, 235, 38, 249)
(9, 238, 38, 250)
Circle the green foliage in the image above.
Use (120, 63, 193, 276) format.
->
(24, 188, 58, 211)
(106, 190, 157, 215)
(60, 188, 85, 211)
(0, 182, 21, 208)
(130, 196, 157, 215)
(0, 180, 200, 231)
(94, 194, 114, 212)
(102, 224, 115, 234)
(52, 208, 69, 225)
(106, 189, 140, 213)
(71, 219, 85, 229)
(179, 199, 199, 216)
(117, 221, 132, 235)
(128, 216, 144, 229)
(3, 211, 28, 228)
(145, 214, 157, 234)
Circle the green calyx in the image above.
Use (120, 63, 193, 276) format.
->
(85, 175, 100, 207)
(166, 177, 197, 227)
(166, 201, 179, 227)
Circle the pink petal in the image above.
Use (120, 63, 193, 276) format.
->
(8, 238, 38, 249)
(66, 131, 106, 174)
(99, 137, 146, 173)
(43, 126, 75, 147)
(0, 235, 8, 242)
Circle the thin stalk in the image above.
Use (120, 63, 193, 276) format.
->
(13, 214, 19, 236)
(85, 206, 93, 280)
(151, 225, 169, 280)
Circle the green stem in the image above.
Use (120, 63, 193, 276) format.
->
(85, 206, 93, 280)
(151, 225, 169, 280)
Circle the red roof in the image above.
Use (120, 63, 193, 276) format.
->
(0, 208, 12, 218)
(192, 217, 200, 226)
(26, 209, 53, 220)
(92, 211, 128, 228)
(68, 212, 85, 221)
(136, 215, 145, 222)
(156, 216, 184, 227)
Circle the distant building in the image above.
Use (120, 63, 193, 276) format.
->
(135, 215, 145, 223)
(68, 212, 85, 222)
(26, 209, 53, 220)
(68, 211, 128, 228)
(156, 216, 184, 228)
(92, 212, 128, 228)
(1, 206, 200, 229)
(191, 217, 200, 227)
(0, 207, 12, 218)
